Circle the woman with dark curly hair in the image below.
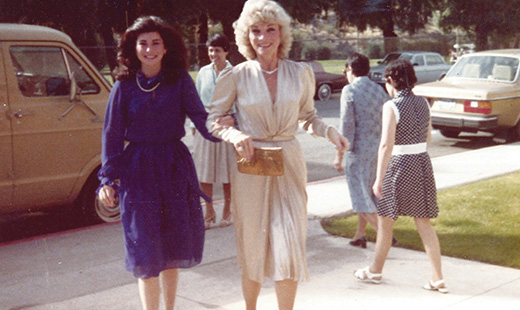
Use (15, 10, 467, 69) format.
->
(97, 16, 231, 309)
(354, 58, 447, 294)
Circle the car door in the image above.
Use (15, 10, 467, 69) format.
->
(411, 55, 428, 84)
(0, 45, 14, 212)
(3, 42, 107, 211)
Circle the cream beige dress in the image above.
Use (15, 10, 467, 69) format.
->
(193, 61, 234, 183)
(207, 59, 331, 283)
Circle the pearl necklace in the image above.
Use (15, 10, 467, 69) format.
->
(261, 67, 278, 75)
(136, 74, 161, 92)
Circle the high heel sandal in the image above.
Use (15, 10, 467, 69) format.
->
(204, 214, 216, 230)
(349, 236, 367, 248)
(219, 214, 232, 228)
(423, 280, 448, 294)
(353, 266, 382, 284)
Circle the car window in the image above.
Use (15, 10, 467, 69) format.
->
(381, 53, 404, 65)
(446, 55, 519, 82)
(307, 61, 324, 72)
(425, 55, 444, 65)
(412, 55, 425, 66)
(9, 46, 100, 97)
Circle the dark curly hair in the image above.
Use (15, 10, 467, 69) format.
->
(384, 58, 417, 91)
(207, 34, 231, 52)
(345, 52, 370, 77)
(113, 16, 188, 84)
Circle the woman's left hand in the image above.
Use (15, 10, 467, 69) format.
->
(214, 115, 235, 130)
(372, 179, 383, 199)
(328, 127, 350, 152)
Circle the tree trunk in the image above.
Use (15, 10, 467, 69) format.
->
(474, 23, 489, 51)
(197, 12, 209, 68)
(381, 14, 399, 54)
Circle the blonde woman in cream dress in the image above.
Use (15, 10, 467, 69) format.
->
(207, 1, 349, 309)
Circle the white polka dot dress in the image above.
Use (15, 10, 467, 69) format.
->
(377, 89, 438, 220)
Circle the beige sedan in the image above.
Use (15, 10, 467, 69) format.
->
(414, 49, 520, 142)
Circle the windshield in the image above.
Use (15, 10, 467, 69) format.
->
(381, 53, 412, 65)
(446, 55, 519, 82)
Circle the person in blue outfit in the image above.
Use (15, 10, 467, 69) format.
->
(334, 53, 390, 249)
(192, 34, 235, 229)
(97, 16, 231, 310)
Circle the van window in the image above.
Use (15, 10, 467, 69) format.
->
(10, 46, 99, 97)
(65, 52, 100, 94)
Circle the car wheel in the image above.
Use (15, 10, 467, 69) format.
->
(439, 129, 460, 139)
(504, 121, 520, 143)
(317, 84, 332, 101)
(77, 169, 121, 223)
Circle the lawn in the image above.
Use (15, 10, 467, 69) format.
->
(321, 171, 520, 269)
(316, 59, 382, 75)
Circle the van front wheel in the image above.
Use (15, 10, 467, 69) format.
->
(77, 171, 120, 223)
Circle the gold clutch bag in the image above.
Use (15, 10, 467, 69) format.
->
(237, 147, 284, 176)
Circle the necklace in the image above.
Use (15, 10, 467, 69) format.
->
(261, 67, 278, 75)
(136, 74, 161, 92)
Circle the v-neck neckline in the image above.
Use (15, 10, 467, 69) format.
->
(256, 59, 280, 105)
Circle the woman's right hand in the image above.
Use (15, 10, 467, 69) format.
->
(233, 133, 254, 162)
(98, 185, 117, 207)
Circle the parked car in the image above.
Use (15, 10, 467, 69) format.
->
(369, 51, 452, 86)
(0, 23, 118, 222)
(414, 49, 520, 142)
(300, 60, 347, 101)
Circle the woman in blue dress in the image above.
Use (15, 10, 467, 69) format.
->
(97, 16, 229, 309)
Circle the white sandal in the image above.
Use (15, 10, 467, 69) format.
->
(353, 266, 382, 284)
(423, 280, 449, 294)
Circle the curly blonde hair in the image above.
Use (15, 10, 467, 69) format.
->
(233, 0, 293, 60)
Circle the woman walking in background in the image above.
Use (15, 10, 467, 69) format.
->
(334, 52, 390, 249)
(354, 58, 447, 293)
(207, 1, 349, 309)
(97, 16, 229, 309)
(193, 34, 234, 229)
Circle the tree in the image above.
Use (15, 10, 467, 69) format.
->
(438, 0, 520, 51)
(334, 0, 441, 53)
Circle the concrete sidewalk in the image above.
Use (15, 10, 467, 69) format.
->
(3, 142, 520, 310)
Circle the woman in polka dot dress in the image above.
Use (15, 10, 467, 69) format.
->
(354, 59, 448, 293)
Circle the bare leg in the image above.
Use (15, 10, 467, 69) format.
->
(160, 268, 179, 310)
(370, 216, 394, 274)
(414, 218, 444, 282)
(352, 214, 368, 240)
(201, 182, 215, 228)
(222, 182, 232, 219)
(242, 274, 261, 310)
(361, 212, 379, 232)
(138, 277, 160, 310)
(275, 279, 298, 310)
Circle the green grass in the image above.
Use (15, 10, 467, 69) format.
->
(321, 171, 520, 269)
(316, 59, 382, 75)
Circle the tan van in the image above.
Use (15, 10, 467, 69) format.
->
(0, 23, 118, 222)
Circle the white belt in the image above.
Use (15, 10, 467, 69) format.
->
(392, 143, 427, 155)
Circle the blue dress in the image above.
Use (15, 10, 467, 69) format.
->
(339, 76, 389, 213)
(98, 71, 219, 279)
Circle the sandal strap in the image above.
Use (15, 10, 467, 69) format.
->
(430, 280, 445, 288)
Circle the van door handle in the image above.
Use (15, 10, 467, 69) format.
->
(8, 110, 36, 119)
